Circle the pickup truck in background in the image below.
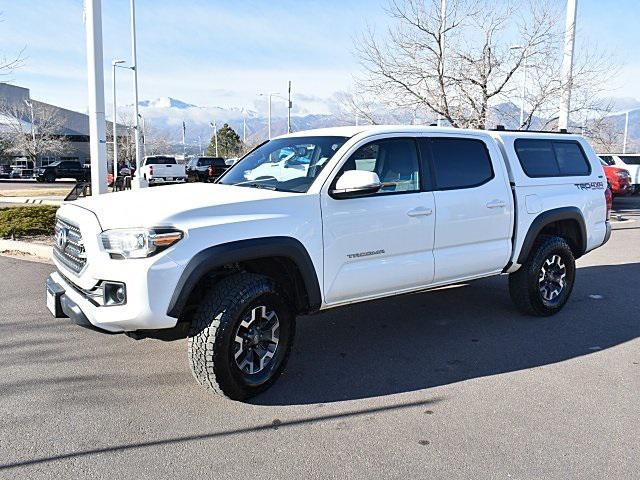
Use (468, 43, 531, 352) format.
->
(47, 126, 611, 401)
(35, 160, 89, 183)
(139, 156, 187, 185)
(186, 156, 227, 182)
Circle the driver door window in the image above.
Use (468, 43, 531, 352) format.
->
(334, 138, 420, 194)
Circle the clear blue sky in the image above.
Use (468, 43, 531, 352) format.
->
(1, 0, 638, 113)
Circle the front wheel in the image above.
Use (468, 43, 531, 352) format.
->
(509, 235, 576, 316)
(188, 273, 295, 400)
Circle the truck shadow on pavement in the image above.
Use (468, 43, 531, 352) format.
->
(253, 262, 640, 406)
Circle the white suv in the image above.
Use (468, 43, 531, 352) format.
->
(46, 126, 611, 400)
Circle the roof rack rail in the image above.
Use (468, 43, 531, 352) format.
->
(490, 125, 573, 134)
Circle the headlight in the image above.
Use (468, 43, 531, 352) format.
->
(99, 228, 183, 259)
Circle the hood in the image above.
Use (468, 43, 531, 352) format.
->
(71, 183, 297, 230)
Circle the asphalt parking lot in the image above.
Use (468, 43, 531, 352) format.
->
(1, 198, 639, 479)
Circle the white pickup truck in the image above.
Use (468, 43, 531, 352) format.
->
(139, 156, 187, 185)
(46, 126, 611, 400)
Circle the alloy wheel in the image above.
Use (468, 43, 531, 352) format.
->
(233, 305, 280, 375)
(538, 254, 567, 302)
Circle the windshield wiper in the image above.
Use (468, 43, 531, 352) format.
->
(238, 182, 277, 191)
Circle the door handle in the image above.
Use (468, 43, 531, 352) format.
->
(486, 199, 506, 209)
(407, 207, 433, 217)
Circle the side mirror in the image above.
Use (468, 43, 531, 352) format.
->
(330, 170, 382, 199)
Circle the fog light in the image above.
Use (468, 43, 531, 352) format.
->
(103, 282, 126, 306)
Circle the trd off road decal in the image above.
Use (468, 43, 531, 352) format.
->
(575, 181, 605, 190)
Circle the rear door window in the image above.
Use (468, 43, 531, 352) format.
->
(428, 138, 494, 189)
(515, 139, 591, 177)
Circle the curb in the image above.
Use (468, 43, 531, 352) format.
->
(0, 239, 53, 261)
(0, 196, 64, 206)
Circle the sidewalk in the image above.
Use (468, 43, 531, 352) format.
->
(0, 196, 63, 206)
(0, 238, 52, 261)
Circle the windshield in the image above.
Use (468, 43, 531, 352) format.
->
(219, 136, 348, 192)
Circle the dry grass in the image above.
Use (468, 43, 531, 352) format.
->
(0, 188, 70, 198)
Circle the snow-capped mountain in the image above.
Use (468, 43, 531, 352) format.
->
(120, 95, 639, 155)
(137, 97, 196, 109)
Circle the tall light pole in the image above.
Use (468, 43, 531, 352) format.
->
(242, 109, 247, 143)
(129, 0, 145, 187)
(259, 92, 279, 139)
(510, 45, 527, 128)
(622, 111, 629, 154)
(111, 60, 126, 180)
(139, 113, 147, 158)
(437, 0, 447, 127)
(23, 100, 36, 155)
(558, 0, 578, 131)
(287, 80, 292, 134)
(84, 0, 108, 195)
(209, 122, 218, 157)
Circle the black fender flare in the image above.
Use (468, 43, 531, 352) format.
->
(517, 207, 587, 264)
(166, 237, 321, 318)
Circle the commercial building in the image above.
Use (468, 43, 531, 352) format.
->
(0, 83, 123, 169)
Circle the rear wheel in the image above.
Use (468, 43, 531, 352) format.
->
(188, 273, 295, 400)
(509, 235, 576, 316)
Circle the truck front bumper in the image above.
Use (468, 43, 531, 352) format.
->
(46, 274, 116, 334)
(46, 260, 182, 334)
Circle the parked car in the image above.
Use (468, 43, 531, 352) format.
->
(9, 168, 24, 179)
(9, 159, 35, 178)
(139, 156, 186, 185)
(0, 165, 12, 178)
(35, 160, 89, 183)
(47, 126, 611, 401)
(600, 159, 631, 196)
(599, 154, 640, 194)
(186, 156, 227, 182)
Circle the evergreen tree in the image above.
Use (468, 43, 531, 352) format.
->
(207, 123, 242, 158)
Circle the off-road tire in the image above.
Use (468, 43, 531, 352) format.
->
(509, 235, 576, 316)
(188, 272, 295, 400)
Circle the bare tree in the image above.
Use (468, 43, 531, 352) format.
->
(352, 0, 615, 130)
(144, 121, 175, 156)
(106, 111, 137, 168)
(0, 13, 25, 79)
(0, 101, 67, 161)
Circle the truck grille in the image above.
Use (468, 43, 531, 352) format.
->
(53, 217, 87, 274)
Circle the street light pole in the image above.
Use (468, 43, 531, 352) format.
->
(510, 45, 527, 128)
(558, 0, 578, 131)
(437, 0, 446, 127)
(129, 0, 145, 187)
(111, 60, 126, 182)
(210, 122, 219, 157)
(84, 0, 108, 195)
(287, 80, 292, 134)
(243, 110, 247, 143)
(268, 94, 272, 139)
(259, 92, 280, 139)
(623, 111, 629, 154)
